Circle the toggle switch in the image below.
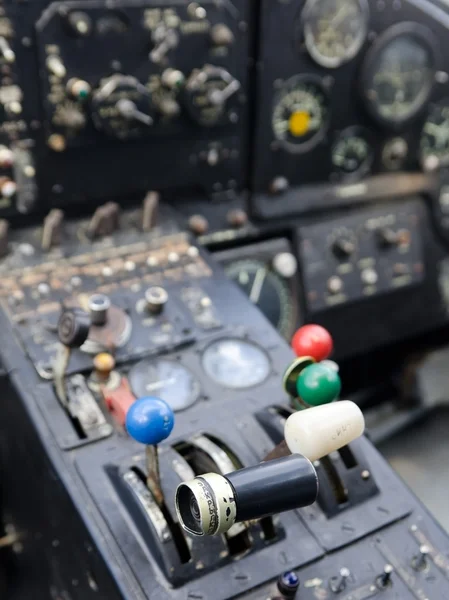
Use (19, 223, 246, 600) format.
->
(142, 191, 159, 232)
(329, 567, 350, 594)
(126, 396, 175, 507)
(0, 219, 8, 258)
(116, 98, 153, 127)
(54, 307, 91, 407)
(41, 208, 64, 251)
(412, 545, 430, 571)
(150, 26, 179, 64)
(87, 202, 120, 238)
(376, 564, 394, 588)
(46, 55, 66, 78)
(88, 294, 111, 326)
(0, 37, 15, 64)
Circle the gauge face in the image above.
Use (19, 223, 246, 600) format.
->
(420, 102, 449, 167)
(128, 359, 201, 412)
(303, 0, 369, 68)
(332, 129, 372, 175)
(225, 259, 295, 339)
(362, 25, 436, 125)
(202, 338, 271, 389)
(272, 76, 329, 152)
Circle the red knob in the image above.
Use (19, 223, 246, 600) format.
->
(291, 324, 333, 362)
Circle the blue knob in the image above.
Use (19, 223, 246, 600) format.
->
(126, 396, 175, 445)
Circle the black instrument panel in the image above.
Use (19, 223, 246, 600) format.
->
(214, 238, 301, 340)
(251, 0, 449, 218)
(0, 0, 252, 215)
(0, 0, 449, 220)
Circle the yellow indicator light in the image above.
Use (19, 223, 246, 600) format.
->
(289, 111, 311, 137)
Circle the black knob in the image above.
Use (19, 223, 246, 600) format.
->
(332, 237, 355, 258)
(57, 308, 91, 348)
(377, 228, 398, 247)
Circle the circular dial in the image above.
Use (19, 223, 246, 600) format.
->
(272, 76, 329, 152)
(362, 24, 436, 126)
(91, 75, 155, 139)
(302, 0, 369, 68)
(183, 65, 240, 126)
(128, 359, 201, 412)
(225, 259, 295, 339)
(202, 338, 271, 389)
(420, 101, 449, 167)
(332, 128, 372, 175)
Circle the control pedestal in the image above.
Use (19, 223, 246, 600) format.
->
(0, 229, 448, 600)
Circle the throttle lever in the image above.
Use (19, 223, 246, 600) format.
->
(175, 400, 365, 537)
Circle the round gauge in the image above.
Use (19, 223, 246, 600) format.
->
(361, 23, 437, 126)
(302, 0, 369, 69)
(225, 259, 295, 339)
(332, 128, 372, 175)
(128, 359, 201, 412)
(272, 76, 329, 152)
(202, 338, 271, 389)
(420, 101, 449, 168)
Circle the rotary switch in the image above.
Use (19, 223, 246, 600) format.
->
(91, 75, 155, 139)
(332, 236, 356, 258)
(183, 65, 240, 126)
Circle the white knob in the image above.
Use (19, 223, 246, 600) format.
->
(284, 401, 365, 462)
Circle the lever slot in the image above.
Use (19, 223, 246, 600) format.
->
(64, 374, 111, 441)
(338, 445, 358, 469)
(319, 456, 349, 506)
(269, 405, 295, 420)
(130, 467, 191, 564)
(255, 405, 294, 445)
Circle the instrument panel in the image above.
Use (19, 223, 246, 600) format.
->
(0, 0, 252, 214)
(251, 0, 449, 219)
(214, 238, 301, 340)
(0, 0, 448, 220)
(0, 0, 446, 357)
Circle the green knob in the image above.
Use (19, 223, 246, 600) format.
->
(296, 363, 341, 407)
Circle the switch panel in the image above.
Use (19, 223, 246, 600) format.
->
(32, 0, 251, 206)
(299, 199, 425, 312)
